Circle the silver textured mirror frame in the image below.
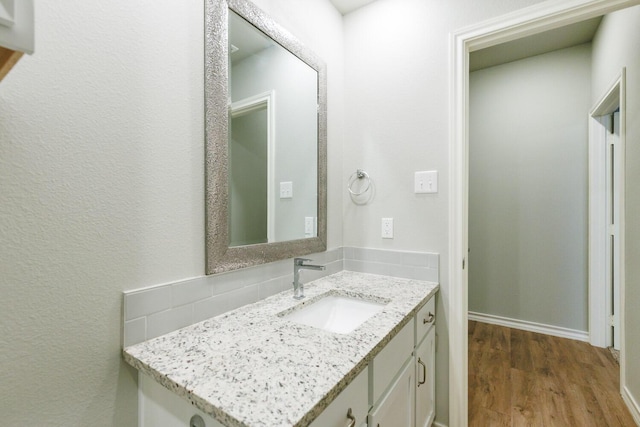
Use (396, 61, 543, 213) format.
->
(205, 0, 327, 274)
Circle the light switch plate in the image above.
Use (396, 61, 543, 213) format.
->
(280, 181, 293, 199)
(381, 218, 393, 239)
(415, 171, 438, 194)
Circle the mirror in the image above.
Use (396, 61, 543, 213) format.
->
(205, 0, 327, 274)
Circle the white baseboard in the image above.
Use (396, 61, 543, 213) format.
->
(622, 385, 640, 425)
(468, 311, 589, 342)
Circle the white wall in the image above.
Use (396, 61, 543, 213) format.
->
(0, 0, 344, 426)
(342, 0, 545, 423)
(592, 4, 640, 414)
(468, 44, 591, 333)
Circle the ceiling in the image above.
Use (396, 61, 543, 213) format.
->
(470, 17, 603, 71)
(330, 0, 378, 15)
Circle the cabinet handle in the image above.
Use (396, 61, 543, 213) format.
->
(418, 357, 427, 386)
(346, 407, 356, 427)
(423, 312, 435, 324)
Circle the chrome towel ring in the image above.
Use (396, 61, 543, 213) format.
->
(348, 169, 371, 196)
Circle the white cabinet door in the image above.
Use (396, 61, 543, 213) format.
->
(415, 327, 435, 427)
(368, 358, 414, 427)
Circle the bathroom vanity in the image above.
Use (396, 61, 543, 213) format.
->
(123, 271, 438, 427)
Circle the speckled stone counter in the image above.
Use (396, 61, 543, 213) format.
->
(123, 271, 439, 427)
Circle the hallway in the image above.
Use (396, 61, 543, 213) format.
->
(468, 321, 636, 426)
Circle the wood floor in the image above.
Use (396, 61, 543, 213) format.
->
(468, 320, 637, 426)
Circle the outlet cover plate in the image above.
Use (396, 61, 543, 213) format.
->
(381, 218, 393, 239)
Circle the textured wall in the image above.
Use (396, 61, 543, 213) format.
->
(591, 4, 640, 414)
(0, 1, 205, 424)
(0, 0, 344, 426)
(468, 44, 592, 332)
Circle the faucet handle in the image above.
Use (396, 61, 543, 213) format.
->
(294, 257, 312, 265)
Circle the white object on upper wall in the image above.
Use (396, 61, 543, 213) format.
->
(414, 171, 438, 194)
(0, 0, 34, 53)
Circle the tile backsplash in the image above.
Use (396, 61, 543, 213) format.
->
(122, 247, 438, 347)
(344, 247, 439, 282)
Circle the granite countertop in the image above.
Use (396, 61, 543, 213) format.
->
(123, 271, 439, 427)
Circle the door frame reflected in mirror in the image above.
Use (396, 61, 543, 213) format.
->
(229, 90, 275, 246)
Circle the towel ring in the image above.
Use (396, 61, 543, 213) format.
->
(348, 169, 371, 196)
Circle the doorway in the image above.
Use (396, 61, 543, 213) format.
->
(468, 43, 592, 341)
(449, 1, 637, 425)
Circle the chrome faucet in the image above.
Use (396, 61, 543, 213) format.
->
(293, 257, 325, 299)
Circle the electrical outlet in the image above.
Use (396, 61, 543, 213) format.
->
(304, 217, 314, 236)
(280, 181, 293, 199)
(381, 218, 393, 239)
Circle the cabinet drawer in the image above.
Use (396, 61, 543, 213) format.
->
(371, 320, 413, 405)
(309, 367, 368, 427)
(414, 295, 436, 344)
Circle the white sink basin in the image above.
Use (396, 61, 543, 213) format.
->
(282, 294, 387, 334)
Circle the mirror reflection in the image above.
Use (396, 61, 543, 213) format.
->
(228, 10, 319, 247)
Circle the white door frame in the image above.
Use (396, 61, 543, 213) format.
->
(231, 90, 276, 242)
(589, 70, 625, 352)
(449, 1, 639, 425)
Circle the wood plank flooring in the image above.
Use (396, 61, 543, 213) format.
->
(468, 320, 637, 426)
